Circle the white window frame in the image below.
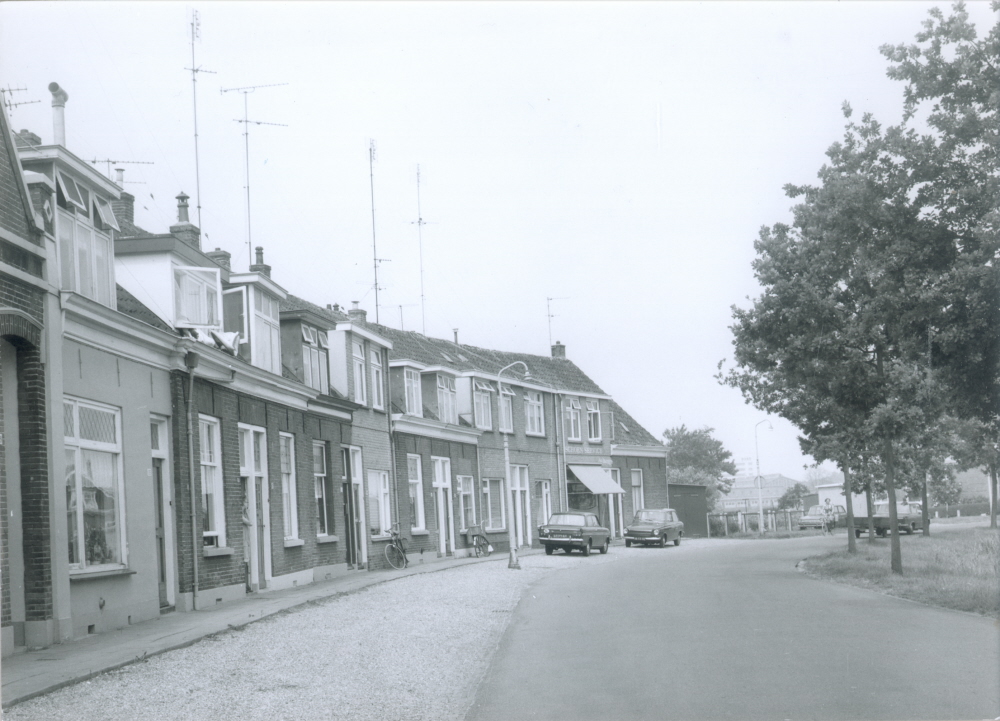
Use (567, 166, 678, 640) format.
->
(457, 475, 475, 531)
(94, 197, 120, 231)
(631, 468, 644, 513)
(301, 325, 329, 395)
(56, 170, 87, 210)
(64, 397, 126, 571)
(566, 398, 582, 441)
(279, 433, 299, 540)
(57, 208, 115, 308)
(368, 470, 391, 537)
(407, 453, 426, 531)
(437, 374, 458, 424)
(353, 341, 367, 405)
(481, 478, 507, 531)
(199, 415, 226, 548)
(371, 349, 385, 410)
(313, 441, 331, 537)
(173, 265, 222, 330)
(524, 391, 545, 436)
(498, 384, 514, 433)
(473, 380, 493, 430)
(252, 288, 282, 375)
(586, 399, 602, 441)
(404, 368, 423, 417)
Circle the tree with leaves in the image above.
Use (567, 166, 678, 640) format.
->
(662, 425, 737, 507)
(777, 483, 812, 510)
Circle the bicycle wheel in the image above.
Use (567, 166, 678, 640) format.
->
(385, 542, 406, 570)
(476, 535, 491, 557)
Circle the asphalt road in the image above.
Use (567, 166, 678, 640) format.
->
(466, 535, 1000, 721)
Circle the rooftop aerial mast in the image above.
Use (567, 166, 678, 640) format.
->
(186, 9, 215, 230)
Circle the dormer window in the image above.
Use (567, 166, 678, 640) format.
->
(173, 266, 221, 329)
(253, 289, 282, 375)
(301, 325, 329, 394)
(56, 178, 115, 309)
(404, 368, 422, 416)
(56, 170, 86, 211)
(437, 374, 458, 424)
(474, 380, 493, 430)
(352, 342, 367, 405)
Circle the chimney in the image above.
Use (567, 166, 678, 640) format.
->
(48, 82, 68, 147)
(114, 168, 125, 187)
(205, 247, 231, 271)
(551, 341, 566, 358)
(14, 129, 41, 150)
(169, 192, 201, 249)
(250, 246, 272, 277)
(111, 191, 135, 231)
(453, 329, 459, 344)
(348, 301, 367, 323)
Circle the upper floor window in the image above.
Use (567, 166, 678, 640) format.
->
(586, 399, 602, 441)
(301, 325, 329, 394)
(473, 380, 493, 430)
(525, 391, 544, 435)
(566, 398, 582, 441)
(371, 350, 385, 410)
(437, 374, 457, 424)
(253, 290, 282, 375)
(404, 368, 422, 416)
(174, 266, 221, 329)
(499, 384, 514, 433)
(58, 208, 114, 308)
(352, 342, 367, 405)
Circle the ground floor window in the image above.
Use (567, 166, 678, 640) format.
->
(631, 469, 644, 513)
(407, 454, 426, 531)
(368, 470, 391, 536)
(314, 442, 333, 536)
(481, 478, 506, 530)
(64, 397, 125, 570)
(458, 475, 475, 530)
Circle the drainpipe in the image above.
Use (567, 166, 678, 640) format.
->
(385, 347, 400, 547)
(185, 351, 200, 609)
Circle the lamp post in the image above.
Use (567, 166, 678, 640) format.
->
(755, 419, 772, 536)
(498, 360, 530, 570)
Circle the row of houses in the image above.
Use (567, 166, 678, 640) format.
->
(0, 86, 704, 656)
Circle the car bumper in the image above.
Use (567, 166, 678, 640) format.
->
(624, 535, 662, 543)
(541, 538, 585, 548)
(798, 520, 825, 528)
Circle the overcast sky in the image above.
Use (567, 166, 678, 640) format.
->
(2, 1, 994, 480)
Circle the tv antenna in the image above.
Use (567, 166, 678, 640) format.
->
(397, 303, 417, 331)
(0, 86, 40, 114)
(546, 296, 569, 347)
(221, 82, 288, 267)
(185, 9, 215, 230)
(410, 165, 434, 335)
(368, 139, 382, 325)
(90, 158, 154, 181)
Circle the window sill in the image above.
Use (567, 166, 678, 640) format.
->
(283, 538, 305, 548)
(567, 439, 583, 444)
(370, 534, 392, 542)
(588, 438, 603, 444)
(317, 535, 339, 544)
(525, 432, 546, 438)
(69, 567, 136, 582)
(484, 527, 505, 534)
(410, 529, 430, 536)
(203, 546, 234, 558)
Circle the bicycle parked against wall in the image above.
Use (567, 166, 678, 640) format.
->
(468, 522, 492, 558)
(385, 523, 408, 570)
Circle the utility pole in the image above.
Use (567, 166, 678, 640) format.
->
(186, 9, 215, 230)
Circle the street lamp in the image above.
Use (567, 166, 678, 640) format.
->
(498, 360, 530, 570)
(755, 419, 772, 536)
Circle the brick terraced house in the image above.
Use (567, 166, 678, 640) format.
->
(1, 82, 672, 655)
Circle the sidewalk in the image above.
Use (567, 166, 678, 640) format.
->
(2, 548, 542, 709)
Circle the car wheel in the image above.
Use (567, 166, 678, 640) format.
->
(625, 539, 631, 548)
(907, 523, 916, 535)
(674, 534, 681, 547)
(582, 539, 591, 557)
(659, 534, 667, 548)
(855, 529, 862, 538)
(798, 526, 805, 531)
(545, 545, 553, 555)
(600, 538, 609, 554)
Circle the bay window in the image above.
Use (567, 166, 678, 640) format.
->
(64, 398, 125, 570)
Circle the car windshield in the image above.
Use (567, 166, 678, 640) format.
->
(634, 510, 667, 523)
(806, 506, 824, 515)
(874, 503, 909, 513)
(548, 514, 586, 526)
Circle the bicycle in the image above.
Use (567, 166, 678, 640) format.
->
(468, 523, 492, 558)
(385, 523, 408, 570)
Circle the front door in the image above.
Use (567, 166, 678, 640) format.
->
(240, 425, 270, 592)
(152, 457, 168, 607)
(432, 457, 455, 555)
(343, 447, 367, 569)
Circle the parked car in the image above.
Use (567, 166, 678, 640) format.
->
(856, 502, 924, 537)
(538, 512, 610, 556)
(624, 508, 684, 547)
(798, 504, 846, 530)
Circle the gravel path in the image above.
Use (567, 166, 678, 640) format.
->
(6, 551, 621, 721)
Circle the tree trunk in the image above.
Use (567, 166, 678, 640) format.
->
(843, 463, 856, 554)
(884, 439, 903, 574)
(864, 483, 875, 542)
(921, 469, 930, 537)
(990, 463, 998, 530)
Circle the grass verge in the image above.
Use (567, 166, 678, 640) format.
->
(803, 526, 999, 617)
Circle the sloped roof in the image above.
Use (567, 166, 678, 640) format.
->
(115, 284, 174, 332)
(607, 399, 662, 447)
(280, 294, 349, 324)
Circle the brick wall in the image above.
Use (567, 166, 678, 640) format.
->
(0, 123, 32, 241)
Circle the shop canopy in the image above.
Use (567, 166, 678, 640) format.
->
(568, 465, 625, 494)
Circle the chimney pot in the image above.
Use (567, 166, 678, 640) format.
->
(169, 190, 200, 250)
(115, 168, 125, 186)
(551, 341, 566, 358)
(249, 246, 272, 277)
(176, 192, 190, 223)
(453, 328, 459, 344)
(205, 248, 232, 271)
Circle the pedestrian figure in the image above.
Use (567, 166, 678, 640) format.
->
(822, 497, 834, 534)
(242, 495, 253, 591)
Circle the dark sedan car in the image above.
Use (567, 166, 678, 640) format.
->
(624, 508, 684, 547)
(538, 512, 610, 556)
